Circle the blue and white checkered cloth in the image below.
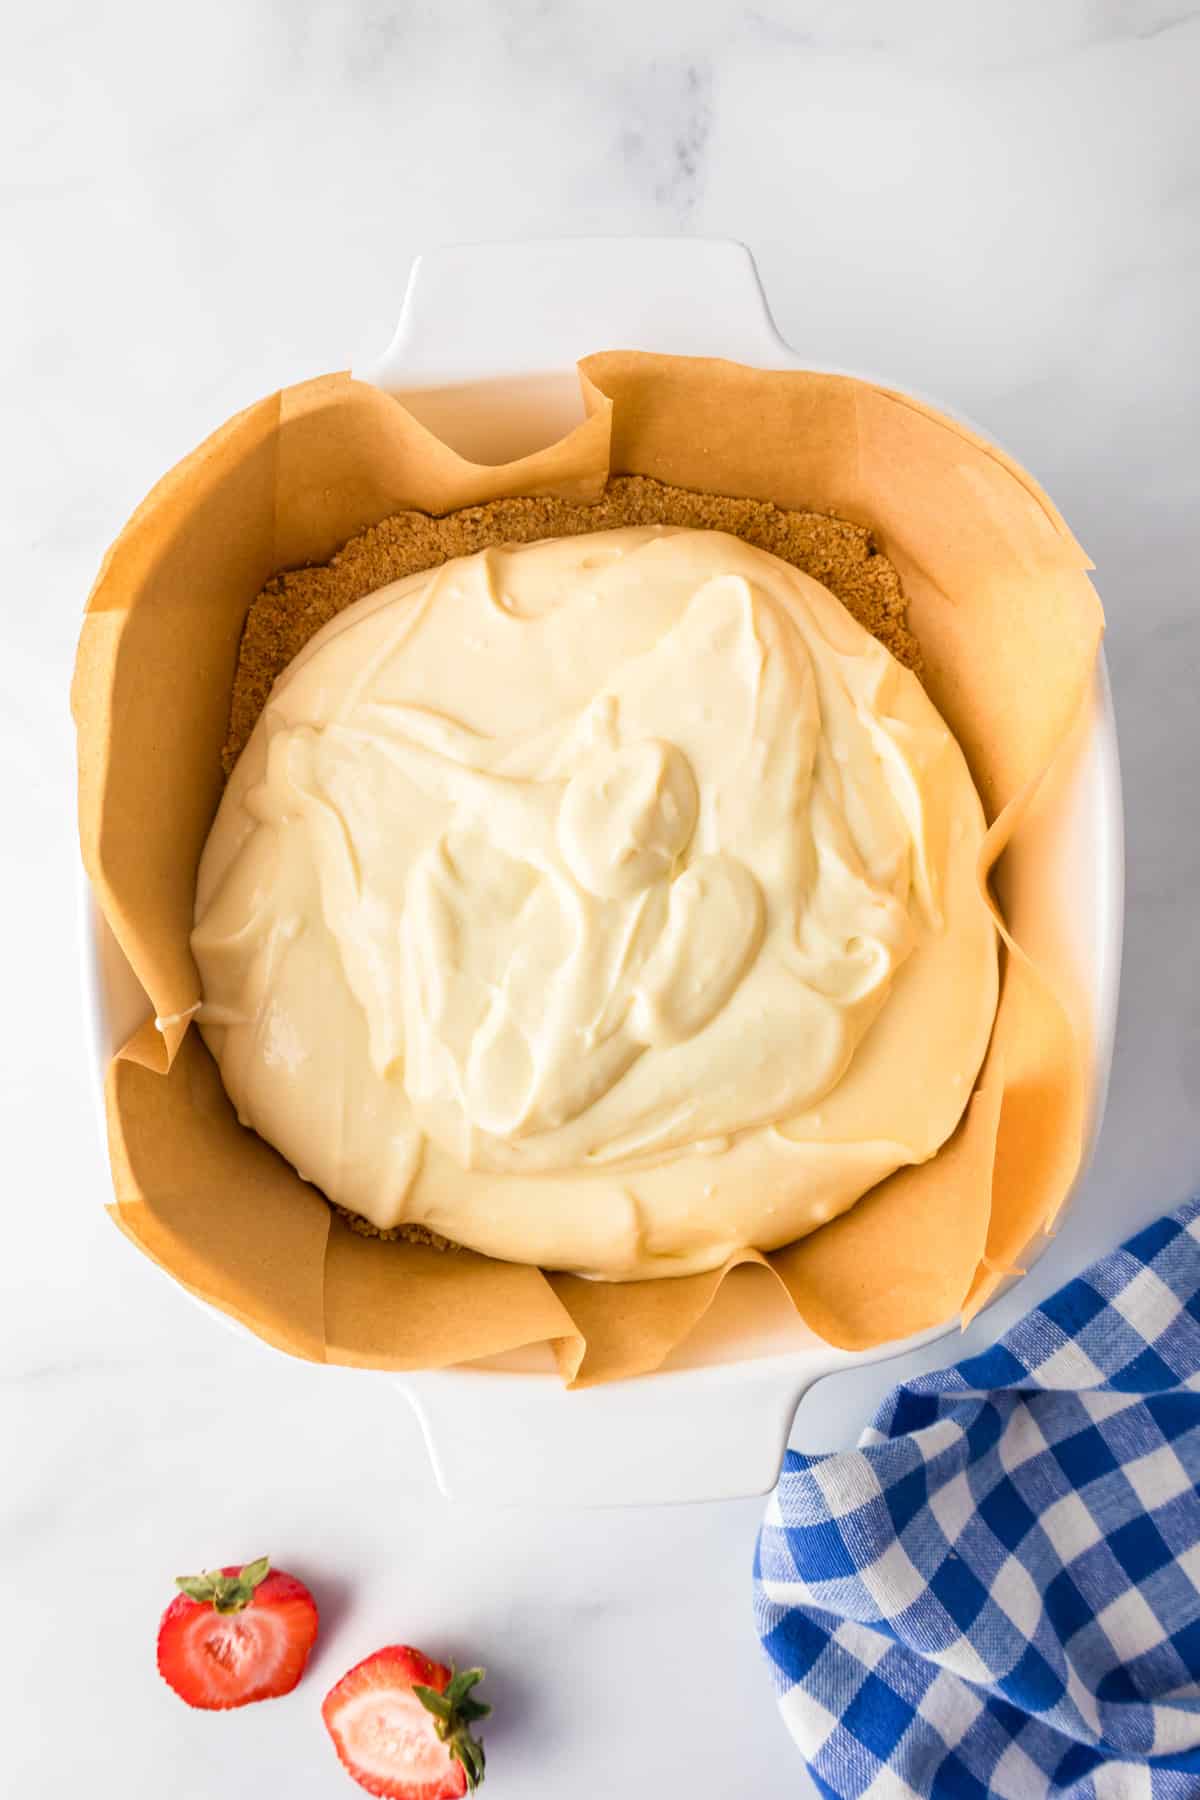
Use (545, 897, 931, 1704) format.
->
(755, 1199, 1200, 1798)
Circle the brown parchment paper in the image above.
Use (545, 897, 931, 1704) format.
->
(72, 357, 1103, 1386)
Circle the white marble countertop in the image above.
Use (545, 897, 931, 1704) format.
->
(5, 3, 1199, 1795)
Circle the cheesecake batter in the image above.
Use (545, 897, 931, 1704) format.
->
(193, 528, 998, 1278)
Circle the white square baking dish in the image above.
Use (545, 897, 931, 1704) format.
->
(80, 238, 1123, 1505)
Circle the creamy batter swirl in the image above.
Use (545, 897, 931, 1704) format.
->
(193, 528, 998, 1278)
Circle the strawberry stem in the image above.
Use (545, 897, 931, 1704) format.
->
(174, 1557, 271, 1615)
(414, 1667, 490, 1792)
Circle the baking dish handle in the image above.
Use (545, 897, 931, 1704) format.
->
(398, 1356, 832, 1508)
(356, 237, 795, 390)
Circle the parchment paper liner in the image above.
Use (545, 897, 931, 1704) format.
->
(72, 355, 1103, 1386)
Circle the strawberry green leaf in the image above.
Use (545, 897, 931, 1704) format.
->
(414, 1684, 454, 1722)
(175, 1574, 218, 1603)
(446, 1668, 485, 1705)
(238, 1556, 271, 1590)
(453, 1730, 486, 1793)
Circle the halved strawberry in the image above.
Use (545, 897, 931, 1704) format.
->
(322, 1645, 490, 1798)
(156, 1556, 318, 1710)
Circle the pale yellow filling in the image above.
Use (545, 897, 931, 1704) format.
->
(193, 527, 998, 1279)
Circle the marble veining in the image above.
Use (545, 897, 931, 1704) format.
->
(3, 3, 1199, 1795)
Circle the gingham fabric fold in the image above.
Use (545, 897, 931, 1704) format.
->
(755, 1199, 1200, 1798)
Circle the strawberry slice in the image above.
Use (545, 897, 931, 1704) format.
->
(156, 1557, 318, 1710)
(322, 1645, 490, 1797)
